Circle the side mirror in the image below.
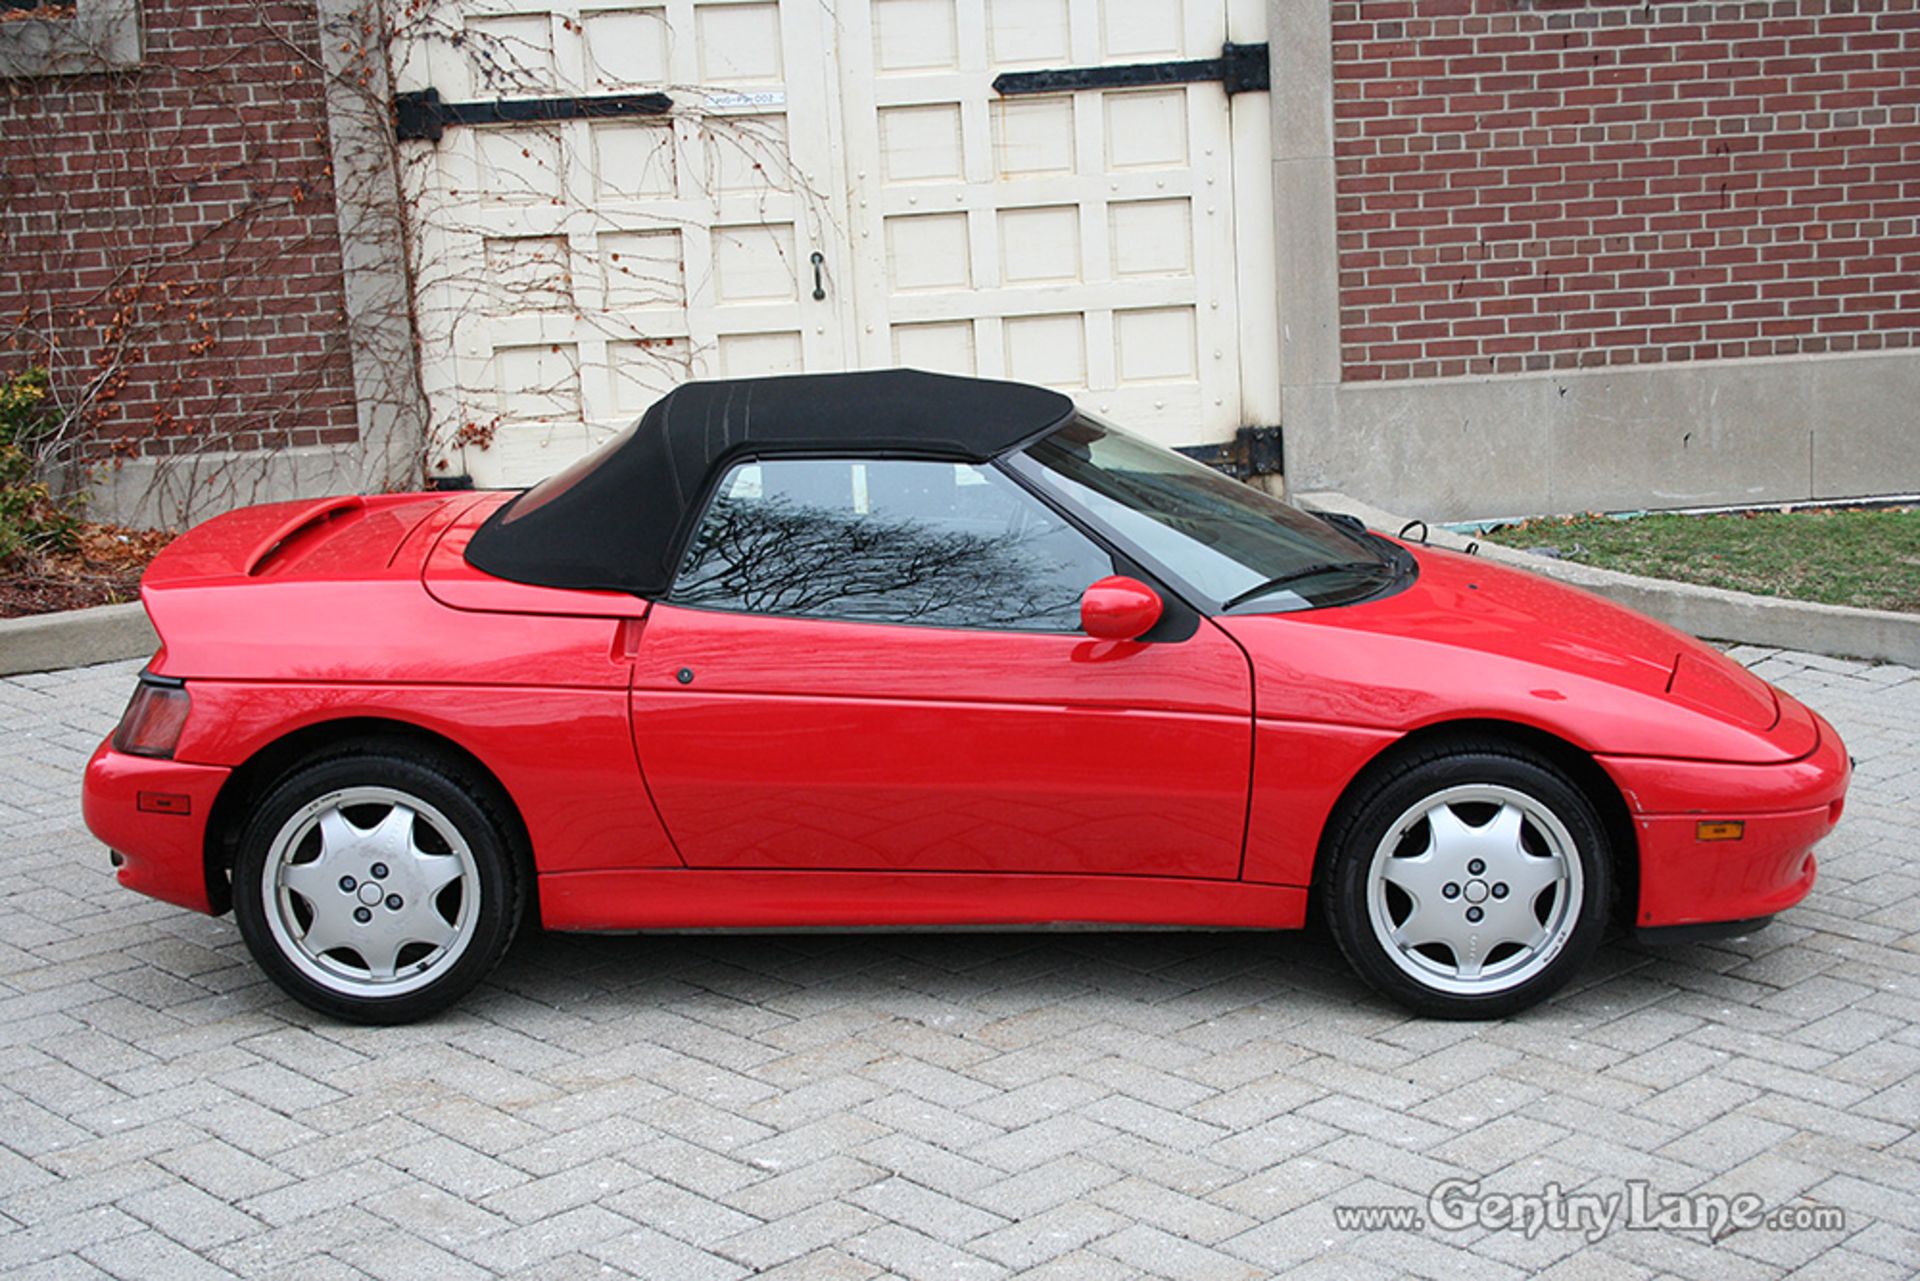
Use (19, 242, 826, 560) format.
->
(1080, 575, 1163, 642)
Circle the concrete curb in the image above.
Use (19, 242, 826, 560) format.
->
(0, 602, 157, 677)
(1302, 490, 1920, 667)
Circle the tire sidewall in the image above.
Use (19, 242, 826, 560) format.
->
(232, 752, 519, 1024)
(1325, 750, 1612, 1019)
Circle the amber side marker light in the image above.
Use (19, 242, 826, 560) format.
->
(137, 792, 192, 816)
(1696, 821, 1746, 842)
(112, 677, 191, 760)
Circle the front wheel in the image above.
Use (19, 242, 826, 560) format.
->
(1322, 745, 1611, 1018)
(231, 746, 523, 1024)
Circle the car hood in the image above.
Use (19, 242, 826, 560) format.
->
(1215, 543, 1816, 764)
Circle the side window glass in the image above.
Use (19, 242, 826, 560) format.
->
(669, 458, 1114, 631)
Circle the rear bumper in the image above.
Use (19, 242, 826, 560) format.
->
(1600, 710, 1850, 930)
(81, 742, 229, 915)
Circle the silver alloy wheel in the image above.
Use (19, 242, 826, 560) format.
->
(261, 786, 480, 999)
(1364, 784, 1584, 996)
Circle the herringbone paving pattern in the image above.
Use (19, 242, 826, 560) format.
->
(0, 649, 1915, 1278)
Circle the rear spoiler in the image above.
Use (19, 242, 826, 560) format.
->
(140, 496, 371, 590)
(243, 498, 365, 576)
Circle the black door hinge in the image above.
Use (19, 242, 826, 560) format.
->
(1176, 425, 1284, 480)
(394, 87, 674, 143)
(992, 42, 1269, 98)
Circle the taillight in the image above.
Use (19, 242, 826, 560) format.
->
(111, 678, 191, 759)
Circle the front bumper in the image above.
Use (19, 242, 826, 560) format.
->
(81, 742, 230, 914)
(1600, 710, 1850, 929)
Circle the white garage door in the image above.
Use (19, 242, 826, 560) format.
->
(391, 0, 1274, 487)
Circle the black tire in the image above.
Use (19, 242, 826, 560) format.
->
(1320, 742, 1611, 1019)
(231, 743, 524, 1024)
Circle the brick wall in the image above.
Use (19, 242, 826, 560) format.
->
(0, 1, 357, 477)
(1331, 0, 1920, 381)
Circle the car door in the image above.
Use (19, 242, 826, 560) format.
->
(630, 455, 1254, 878)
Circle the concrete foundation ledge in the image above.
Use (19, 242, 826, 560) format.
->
(1302, 490, 1920, 668)
(0, 602, 157, 677)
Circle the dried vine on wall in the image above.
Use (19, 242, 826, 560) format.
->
(392, 1, 842, 482)
(0, 0, 367, 528)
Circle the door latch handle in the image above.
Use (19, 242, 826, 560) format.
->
(810, 251, 826, 301)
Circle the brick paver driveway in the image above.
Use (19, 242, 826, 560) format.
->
(1, 648, 1915, 1279)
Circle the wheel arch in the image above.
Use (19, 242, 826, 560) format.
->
(201, 717, 538, 923)
(1315, 717, 1639, 925)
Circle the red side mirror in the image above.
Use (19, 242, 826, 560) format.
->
(1080, 575, 1163, 641)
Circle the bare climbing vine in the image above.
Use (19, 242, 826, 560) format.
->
(390, 0, 842, 482)
(0, 0, 842, 529)
(0, 1, 371, 526)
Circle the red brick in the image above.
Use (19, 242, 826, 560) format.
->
(1333, 0, 1919, 380)
(0, 1, 359, 465)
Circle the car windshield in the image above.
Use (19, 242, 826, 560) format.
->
(1009, 414, 1395, 611)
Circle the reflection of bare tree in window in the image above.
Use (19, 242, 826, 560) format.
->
(671, 496, 1093, 631)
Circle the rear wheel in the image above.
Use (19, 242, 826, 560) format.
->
(232, 746, 522, 1024)
(1322, 745, 1610, 1018)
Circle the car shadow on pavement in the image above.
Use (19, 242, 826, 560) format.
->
(428, 918, 1684, 1032)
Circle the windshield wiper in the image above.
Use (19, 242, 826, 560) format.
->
(1222, 560, 1392, 610)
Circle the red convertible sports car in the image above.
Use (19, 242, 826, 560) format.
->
(83, 370, 1849, 1023)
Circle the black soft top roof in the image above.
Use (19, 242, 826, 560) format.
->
(463, 368, 1075, 596)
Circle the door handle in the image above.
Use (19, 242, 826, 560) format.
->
(810, 251, 826, 301)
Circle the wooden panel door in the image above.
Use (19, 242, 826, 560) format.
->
(834, 0, 1251, 448)
(391, 1, 1277, 486)
(392, 0, 855, 487)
